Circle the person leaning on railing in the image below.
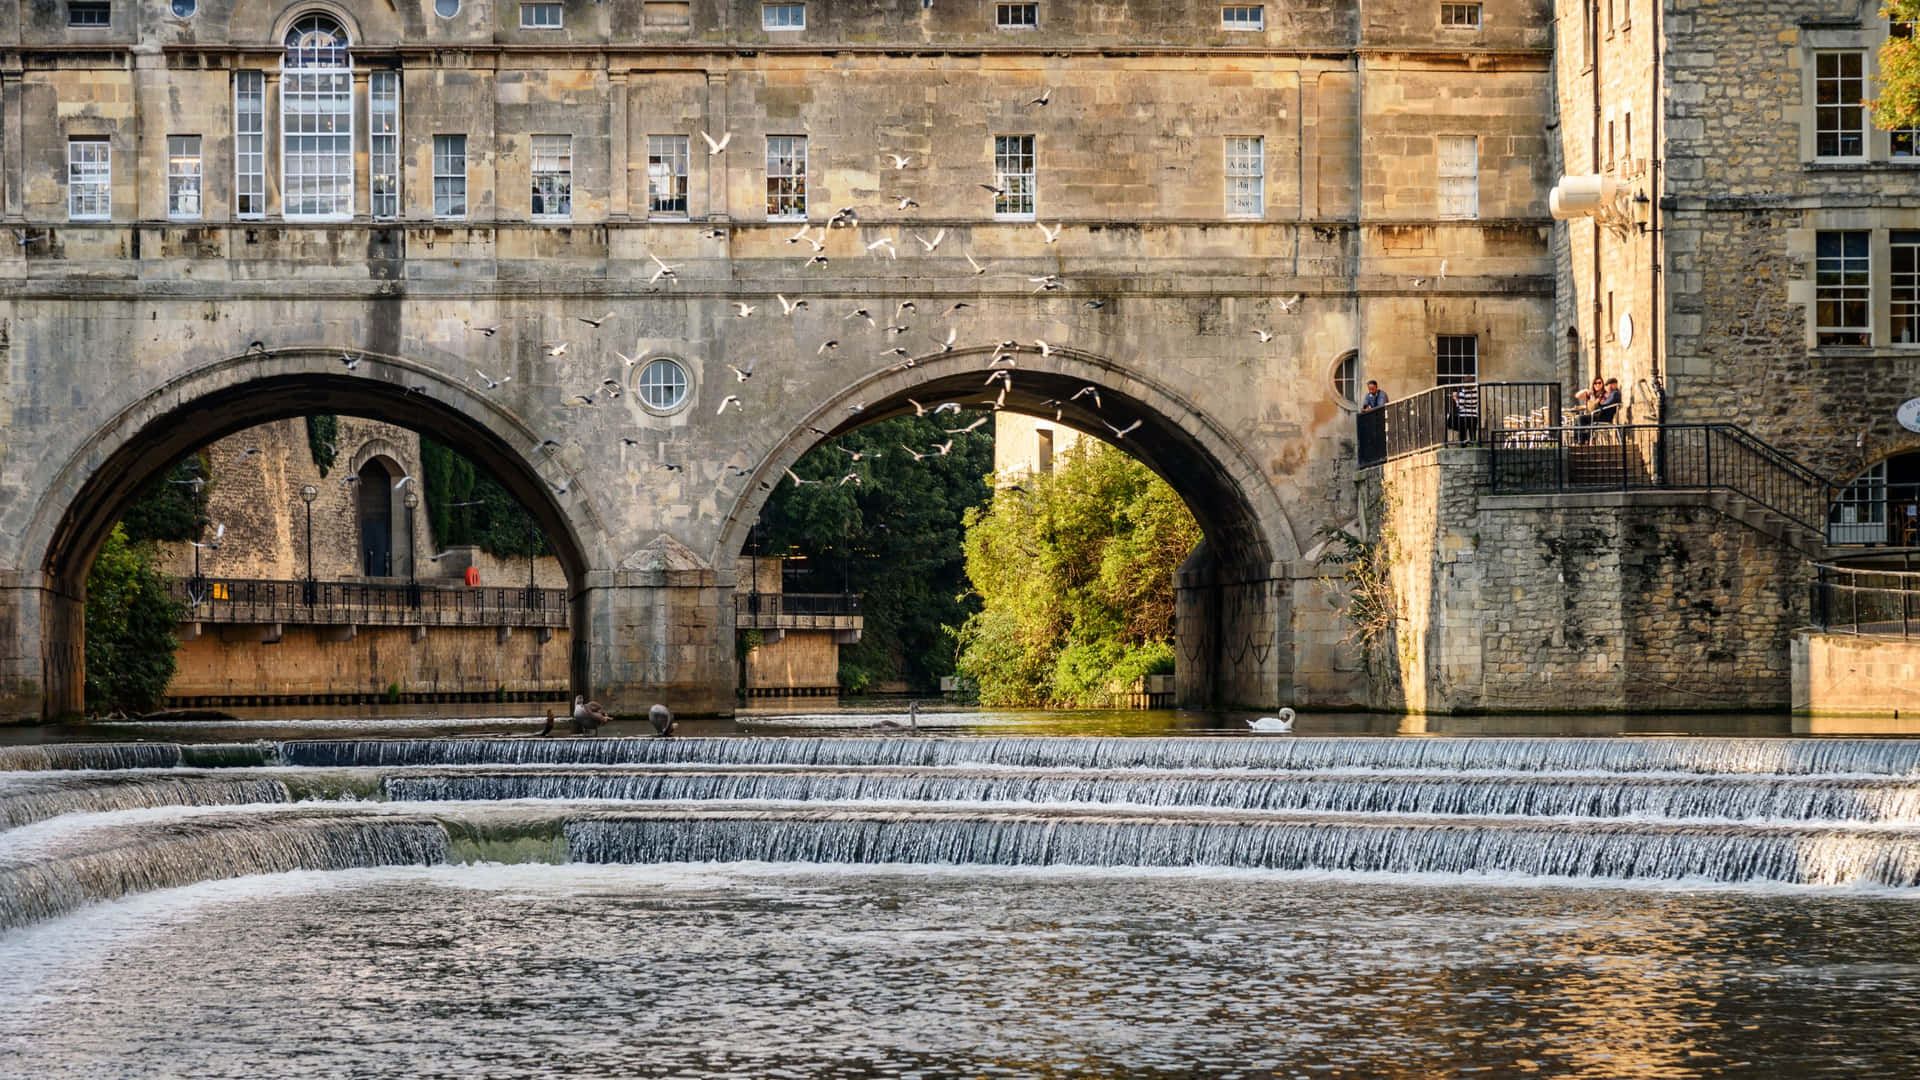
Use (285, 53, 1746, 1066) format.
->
(1573, 378, 1621, 444)
(1361, 380, 1388, 412)
(1446, 382, 1480, 444)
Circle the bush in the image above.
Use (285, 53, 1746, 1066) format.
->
(84, 525, 185, 714)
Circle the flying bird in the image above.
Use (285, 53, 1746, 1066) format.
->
(1252, 329, 1274, 343)
(941, 302, 972, 317)
(978, 183, 1008, 198)
(907, 398, 929, 416)
(577, 311, 616, 328)
(895, 301, 917, 318)
(933, 402, 962, 415)
(700, 130, 733, 155)
(615, 350, 640, 369)
(886, 153, 913, 169)
(1029, 275, 1064, 293)
(1084, 299, 1108, 310)
(393, 475, 415, 491)
(900, 444, 928, 461)
(544, 342, 569, 358)
(805, 254, 830, 268)
(726, 361, 755, 382)
(233, 447, 261, 464)
(1027, 87, 1052, 107)
(1275, 294, 1303, 314)
(473, 369, 511, 390)
(339, 353, 361, 371)
(777, 294, 808, 316)
(1034, 339, 1053, 357)
(468, 324, 500, 337)
(964, 252, 992, 276)
(732, 302, 758, 318)
(894, 195, 921, 210)
(915, 229, 946, 253)
(1072, 385, 1103, 408)
(785, 468, 818, 486)
(1035, 222, 1062, 244)
(947, 417, 989, 435)
(839, 472, 863, 486)
(932, 327, 957, 352)
(717, 394, 743, 414)
(867, 237, 898, 259)
(647, 252, 679, 283)
(817, 339, 841, 356)
(786, 223, 817, 245)
(1103, 418, 1143, 439)
(931, 440, 954, 456)
(846, 307, 874, 325)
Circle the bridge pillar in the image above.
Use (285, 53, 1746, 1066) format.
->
(1174, 542, 1293, 712)
(0, 574, 82, 722)
(578, 535, 737, 718)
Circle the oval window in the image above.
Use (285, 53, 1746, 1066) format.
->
(637, 357, 691, 412)
(435, 0, 461, 17)
(171, 0, 196, 17)
(1330, 351, 1359, 407)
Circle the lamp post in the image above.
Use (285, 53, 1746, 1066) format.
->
(526, 522, 538, 613)
(300, 484, 319, 605)
(403, 489, 421, 609)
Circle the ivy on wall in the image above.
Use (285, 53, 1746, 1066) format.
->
(306, 415, 339, 477)
(119, 452, 213, 544)
(419, 436, 548, 559)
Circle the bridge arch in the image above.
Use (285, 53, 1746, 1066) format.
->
(714, 344, 1300, 709)
(22, 346, 613, 715)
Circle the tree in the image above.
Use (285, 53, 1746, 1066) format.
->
(754, 412, 995, 692)
(119, 453, 212, 544)
(954, 440, 1200, 707)
(418, 435, 549, 559)
(1877, 3, 1920, 131)
(84, 525, 186, 714)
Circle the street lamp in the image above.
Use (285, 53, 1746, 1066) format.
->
(403, 489, 421, 608)
(300, 483, 319, 605)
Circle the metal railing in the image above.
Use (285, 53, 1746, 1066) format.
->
(1487, 423, 1836, 535)
(167, 577, 570, 627)
(737, 592, 863, 618)
(1812, 564, 1920, 638)
(1357, 382, 1561, 468)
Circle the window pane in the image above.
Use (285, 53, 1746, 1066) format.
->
(521, 3, 561, 28)
(994, 134, 1035, 218)
(763, 3, 804, 29)
(766, 135, 807, 219)
(1441, 3, 1481, 27)
(236, 71, 264, 218)
(1222, 5, 1263, 29)
(68, 2, 111, 28)
(67, 138, 111, 220)
(648, 135, 690, 215)
(1816, 52, 1865, 158)
(531, 134, 573, 220)
(281, 34, 353, 220)
(1437, 134, 1478, 219)
(639, 358, 689, 410)
(996, 3, 1037, 27)
(167, 134, 202, 219)
(1816, 230, 1871, 347)
(1436, 335, 1477, 385)
(434, 134, 467, 218)
(370, 71, 400, 219)
(1225, 136, 1263, 217)
(1894, 232, 1920, 345)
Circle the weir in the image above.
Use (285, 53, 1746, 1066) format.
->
(6, 735, 1920, 931)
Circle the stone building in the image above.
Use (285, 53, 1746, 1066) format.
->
(0, 0, 1563, 720)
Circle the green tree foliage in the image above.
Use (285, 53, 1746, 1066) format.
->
(119, 453, 212, 544)
(954, 441, 1200, 707)
(1878, 3, 1920, 130)
(84, 525, 185, 714)
(418, 436, 548, 559)
(754, 412, 995, 693)
(306, 414, 340, 477)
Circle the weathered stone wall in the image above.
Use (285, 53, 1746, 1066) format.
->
(1367, 447, 1811, 711)
(742, 630, 839, 693)
(1792, 632, 1920, 719)
(167, 624, 570, 700)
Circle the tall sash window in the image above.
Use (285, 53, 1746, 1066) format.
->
(281, 15, 354, 220)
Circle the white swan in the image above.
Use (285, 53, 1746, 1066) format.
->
(1247, 708, 1295, 733)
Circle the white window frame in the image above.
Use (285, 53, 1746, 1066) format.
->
(369, 71, 400, 220)
(1815, 50, 1867, 161)
(994, 134, 1036, 220)
(996, 3, 1037, 29)
(1436, 133, 1479, 220)
(167, 135, 202, 221)
(530, 134, 573, 221)
(1830, 460, 1889, 544)
(67, 2, 111, 28)
(1436, 335, 1478, 386)
(766, 135, 807, 220)
(235, 70, 266, 219)
(433, 134, 467, 219)
(1894, 230, 1920, 345)
(638, 357, 690, 412)
(520, 2, 562, 28)
(67, 137, 111, 221)
(648, 134, 690, 217)
(1440, 2, 1481, 29)
(1221, 5, 1263, 30)
(1816, 229, 1872, 347)
(1225, 135, 1264, 219)
(763, 2, 805, 30)
(280, 17, 354, 222)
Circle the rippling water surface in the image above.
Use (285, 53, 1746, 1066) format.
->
(4, 864, 1919, 1079)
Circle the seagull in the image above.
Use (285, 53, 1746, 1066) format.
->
(572, 694, 613, 733)
(894, 195, 921, 210)
(620, 437, 640, 448)
(1439, 259, 1448, 280)
(933, 402, 962, 415)
(1252, 329, 1274, 343)
(817, 339, 840, 356)
(544, 342, 569, 357)
(1027, 87, 1052, 107)
(886, 153, 912, 169)
(840, 446, 880, 461)
(648, 703, 676, 738)
(1071, 385, 1102, 408)
(839, 472, 863, 486)
(805, 254, 830, 268)
(947, 417, 989, 435)
(964, 252, 992, 275)
(534, 438, 561, 453)
(615, 350, 640, 369)
(577, 311, 616, 328)
(407, 384, 429, 394)
(598, 379, 622, 399)
(777, 294, 808, 316)
(702, 228, 727, 239)
(867, 237, 898, 259)
(567, 394, 596, 407)
(394, 475, 415, 491)
(339, 352, 361, 371)
(900, 444, 929, 461)
(473, 369, 510, 390)
(1247, 708, 1296, 733)
(786, 224, 816, 245)
(879, 347, 910, 361)
(12, 229, 46, 245)
(246, 340, 268, 356)
(1029, 275, 1064, 293)
(1035, 222, 1062, 244)
(914, 229, 947, 252)
(1275, 294, 1303, 314)
(169, 474, 208, 490)
(978, 183, 1008, 198)
(468, 324, 500, 336)
(846, 307, 875, 326)
(647, 252, 679, 283)
(1084, 299, 1108, 310)
(906, 398, 930, 416)
(717, 394, 743, 414)
(233, 447, 261, 464)
(552, 480, 572, 496)
(724, 464, 752, 476)
(1103, 418, 1143, 439)
(941, 302, 972, 317)
(656, 462, 684, 472)
(830, 206, 859, 228)
(700, 130, 733, 155)
(930, 440, 954, 456)
(883, 324, 912, 336)
(732, 302, 758, 318)
(726, 361, 755, 382)
(985, 370, 1012, 387)
(1034, 339, 1053, 357)
(896, 300, 917, 318)
(785, 468, 818, 486)
(847, 401, 867, 413)
(426, 550, 457, 562)
(932, 327, 957, 352)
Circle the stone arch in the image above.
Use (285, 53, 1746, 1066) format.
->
(346, 436, 410, 480)
(269, 3, 361, 46)
(22, 346, 613, 713)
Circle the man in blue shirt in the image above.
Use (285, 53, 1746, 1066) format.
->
(1360, 380, 1388, 411)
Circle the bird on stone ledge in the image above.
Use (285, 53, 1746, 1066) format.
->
(649, 703, 676, 738)
(572, 695, 612, 734)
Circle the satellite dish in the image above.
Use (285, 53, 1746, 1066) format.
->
(1617, 311, 1634, 349)
(1898, 397, 1920, 434)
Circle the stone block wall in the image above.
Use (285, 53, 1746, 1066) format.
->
(742, 630, 839, 693)
(167, 624, 571, 700)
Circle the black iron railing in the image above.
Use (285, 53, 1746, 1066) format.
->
(1357, 382, 1562, 468)
(737, 592, 862, 618)
(167, 577, 570, 627)
(1812, 564, 1920, 638)
(1487, 423, 1836, 536)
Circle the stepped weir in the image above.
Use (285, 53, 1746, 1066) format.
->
(6, 735, 1920, 930)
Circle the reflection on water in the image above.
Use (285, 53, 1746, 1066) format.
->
(2, 863, 1918, 1079)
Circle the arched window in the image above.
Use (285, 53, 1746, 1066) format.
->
(281, 14, 353, 220)
(1831, 454, 1920, 546)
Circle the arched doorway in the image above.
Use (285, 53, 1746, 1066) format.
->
(1831, 452, 1920, 547)
(356, 458, 395, 577)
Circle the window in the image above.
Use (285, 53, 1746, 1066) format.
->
(1333, 352, 1359, 404)
(1440, 2, 1481, 27)
(520, 3, 561, 28)
(648, 135, 690, 216)
(1830, 460, 1888, 544)
(1225, 136, 1264, 218)
(1816, 51, 1866, 159)
(167, 135, 202, 220)
(766, 135, 807, 219)
(994, 134, 1035, 218)
(763, 3, 804, 29)
(235, 71, 265, 218)
(996, 3, 1037, 28)
(67, 137, 111, 220)
(281, 15, 353, 220)
(171, 0, 196, 17)
(638, 357, 690, 411)
(1437, 134, 1478, 219)
(68, 2, 110, 28)
(370, 72, 400, 220)
(1815, 230, 1871, 347)
(1894, 231, 1920, 345)
(433, 135, 467, 218)
(530, 135, 572, 220)
(1436, 335, 1477, 385)
(435, 0, 460, 16)
(1222, 5, 1263, 30)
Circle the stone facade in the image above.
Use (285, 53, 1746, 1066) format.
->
(0, 0, 1560, 720)
(1793, 632, 1920, 721)
(167, 622, 570, 702)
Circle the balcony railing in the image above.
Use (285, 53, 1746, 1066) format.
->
(1357, 382, 1562, 468)
(167, 577, 570, 628)
(1811, 564, 1920, 638)
(736, 592, 863, 619)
